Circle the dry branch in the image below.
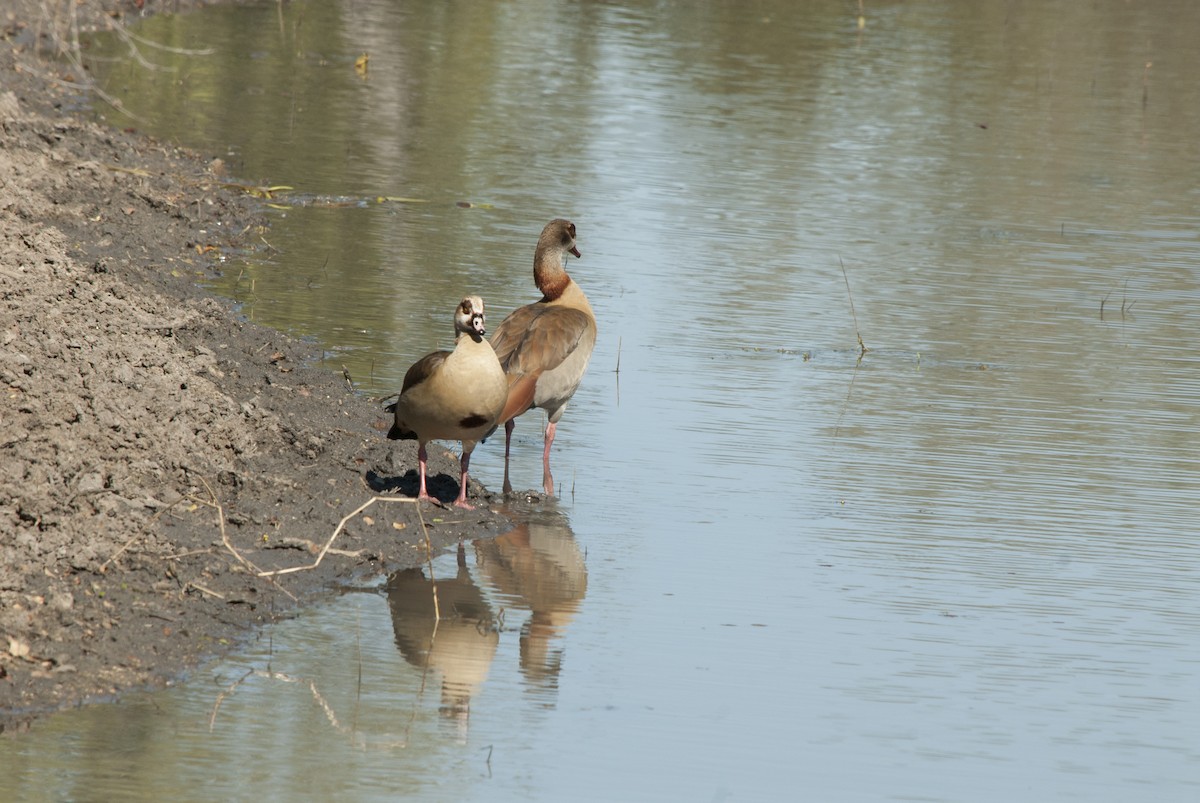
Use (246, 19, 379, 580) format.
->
(191, 476, 297, 602)
(256, 496, 429, 578)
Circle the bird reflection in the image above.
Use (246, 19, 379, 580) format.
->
(385, 543, 498, 738)
(384, 509, 588, 737)
(473, 509, 587, 701)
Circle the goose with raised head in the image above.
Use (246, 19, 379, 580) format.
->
(490, 219, 597, 496)
(387, 295, 507, 509)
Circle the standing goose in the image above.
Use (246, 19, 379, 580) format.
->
(387, 296, 507, 509)
(490, 219, 597, 496)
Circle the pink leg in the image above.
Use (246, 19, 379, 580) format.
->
(502, 419, 515, 495)
(415, 443, 434, 503)
(454, 449, 475, 510)
(542, 421, 557, 496)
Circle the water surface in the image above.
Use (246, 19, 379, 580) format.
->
(6, 1, 1200, 800)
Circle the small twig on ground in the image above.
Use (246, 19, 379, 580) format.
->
(65, 486, 117, 507)
(256, 496, 430, 590)
(191, 478, 258, 574)
(186, 582, 225, 600)
(257, 496, 386, 576)
(265, 536, 364, 557)
(191, 476, 297, 601)
(162, 547, 217, 561)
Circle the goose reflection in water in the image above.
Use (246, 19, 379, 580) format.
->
(384, 509, 588, 735)
(386, 543, 498, 740)
(473, 509, 587, 700)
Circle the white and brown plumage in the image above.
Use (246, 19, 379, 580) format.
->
(490, 219, 597, 496)
(387, 296, 507, 509)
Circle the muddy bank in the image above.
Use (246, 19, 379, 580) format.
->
(1, 0, 522, 729)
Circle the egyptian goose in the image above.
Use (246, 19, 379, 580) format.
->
(387, 295, 507, 509)
(489, 219, 597, 496)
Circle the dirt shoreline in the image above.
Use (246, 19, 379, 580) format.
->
(2, 0, 522, 730)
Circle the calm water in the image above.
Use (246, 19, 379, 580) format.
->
(7, 0, 1200, 799)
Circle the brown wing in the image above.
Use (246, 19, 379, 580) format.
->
(490, 305, 591, 379)
(490, 303, 542, 371)
(400, 349, 449, 394)
(491, 305, 591, 424)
